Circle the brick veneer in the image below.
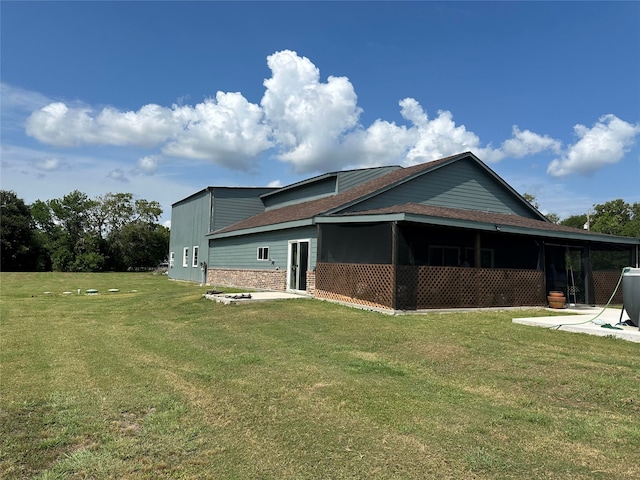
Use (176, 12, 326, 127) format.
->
(306, 270, 316, 296)
(207, 268, 287, 291)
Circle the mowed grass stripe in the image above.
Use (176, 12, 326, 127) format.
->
(1, 272, 639, 479)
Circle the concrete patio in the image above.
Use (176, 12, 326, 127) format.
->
(513, 305, 640, 343)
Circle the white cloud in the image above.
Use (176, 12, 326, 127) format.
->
(500, 126, 562, 159)
(402, 102, 486, 164)
(547, 115, 640, 177)
(107, 168, 129, 183)
(136, 155, 160, 175)
(342, 119, 413, 168)
(162, 92, 272, 169)
(1, 82, 53, 114)
(267, 179, 283, 188)
(261, 50, 361, 171)
(25, 102, 180, 148)
(17, 52, 637, 180)
(36, 158, 60, 171)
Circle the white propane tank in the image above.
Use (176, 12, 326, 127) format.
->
(622, 267, 640, 328)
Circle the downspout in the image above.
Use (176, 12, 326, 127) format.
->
(208, 188, 214, 233)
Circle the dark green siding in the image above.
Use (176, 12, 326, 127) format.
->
(209, 226, 317, 271)
(345, 158, 536, 217)
(212, 188, 275, 232)
(168, 190, 211, 282)
(263, 177, 337, 210)
(169, 187, 276, 282)
(336, 166, 399, 192)
(262, 166, 400, 210)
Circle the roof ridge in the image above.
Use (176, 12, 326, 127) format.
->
(212, 152, 470, 235)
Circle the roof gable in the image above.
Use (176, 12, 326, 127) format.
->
(211, 153, 466, 235)
(260, 165, 401, 210)
(341, 155, 543, 219)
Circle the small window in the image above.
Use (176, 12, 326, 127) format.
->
(257, 246, 269, 261)
(192, 246, 199, 267)
(183, 247, 189, 267)
(169, 251, 175, 268)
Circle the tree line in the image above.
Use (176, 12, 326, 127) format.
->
(1, 190, 170, 272)
(2, 189, 638, 272)
(522, 194, 640, 238)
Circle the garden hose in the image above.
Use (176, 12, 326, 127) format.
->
(549, 267, 627, 330)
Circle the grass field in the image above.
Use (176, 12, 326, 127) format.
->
(1, 272, 638, 479)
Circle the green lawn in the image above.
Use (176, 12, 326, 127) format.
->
(1, 272, 638, 479)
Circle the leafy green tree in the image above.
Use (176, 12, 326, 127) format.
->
(560, 214, 588, 230)
(545, 213, 560, 224)
(30, 199, 61, 271)
(113, 222, 170, 270)
(590, 199, 639, 237)
(39, 190, 105, 271)
(9, 189, 168, 272)
(0, 190, 38, 271)
(90, 192, 135, 238)
(48, 190, 96, 243)
(522, 193, 539, 209)
(523, 192, 560, 224)
(102, 195, 167, 270)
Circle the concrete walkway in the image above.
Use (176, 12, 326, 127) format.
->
(513, 306, 640, 343)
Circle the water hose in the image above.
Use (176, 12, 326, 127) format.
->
(549, 267, 628, 330)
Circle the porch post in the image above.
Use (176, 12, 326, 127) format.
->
(392, 221, 398, 310)
(582, 243, 595, 306)
(316, 224, 322, 264)
(475, 232, 482, 268)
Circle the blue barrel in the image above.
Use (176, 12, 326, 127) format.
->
(622, 267, 640, 327)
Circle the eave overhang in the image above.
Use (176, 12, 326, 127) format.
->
(208, 218, 316, 239)
(315, 213, 640, 245)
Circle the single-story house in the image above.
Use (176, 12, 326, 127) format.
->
(168, 152, 639, 311)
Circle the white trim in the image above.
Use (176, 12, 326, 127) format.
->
(183, 247, 189, 267)
(257, 246, 270, 261)
(286, 238, 311, 292)
(192, 245, 199, 267)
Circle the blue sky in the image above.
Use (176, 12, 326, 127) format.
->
(2, 1, 639, 226)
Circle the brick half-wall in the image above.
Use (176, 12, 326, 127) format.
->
(306, 270, 316, 296)
(207, 268, 287, 291)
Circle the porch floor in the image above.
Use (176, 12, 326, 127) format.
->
(513, 306, 640, 343)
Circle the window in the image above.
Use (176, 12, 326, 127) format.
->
(192, 246, 199, 267)
(428, 246, 460, 266)
(257, 246, 270, 261)
(183, 247, 189, 267)
(169, 251, 175, 268)
(464, 248, 495, 268)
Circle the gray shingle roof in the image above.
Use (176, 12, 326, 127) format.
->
(210, 151, 638, 245)
(342, 202, 577, 234)
(213, 153, 461, 234)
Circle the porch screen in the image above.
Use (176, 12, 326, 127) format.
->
(320, 223, 392, 264)
(590, 244, 635, 271)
